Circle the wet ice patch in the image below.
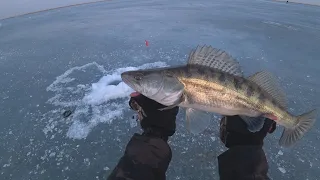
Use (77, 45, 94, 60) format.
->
(45, 61, 167, 139)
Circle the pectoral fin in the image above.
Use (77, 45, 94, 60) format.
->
(186, 108, 211, 134)
(240, 115, 266, 132)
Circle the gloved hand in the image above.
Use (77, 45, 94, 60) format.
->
(219, 115, 276, 148)
(129, 92, 179, 141)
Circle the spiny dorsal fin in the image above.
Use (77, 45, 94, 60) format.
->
(187, 45, 243, 77)
(248, 71, 287, 108)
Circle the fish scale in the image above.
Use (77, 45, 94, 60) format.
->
(186, 63, 290, 121)
(174, 65, 259, 112)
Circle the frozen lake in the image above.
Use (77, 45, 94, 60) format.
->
(0, 0, 320, 179)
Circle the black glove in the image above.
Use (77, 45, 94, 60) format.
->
(129, 93, 179, 141)
(219, 115, 276, 148)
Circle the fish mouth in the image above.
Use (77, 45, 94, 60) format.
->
(121, 73, 141, 97)
(121, 72, 136, 90)
(121, 73, 130, 84)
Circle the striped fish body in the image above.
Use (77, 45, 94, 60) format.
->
(167, 65, 296, 128)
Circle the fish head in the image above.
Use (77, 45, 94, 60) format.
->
(121, 68, 184, 106)
(121, 69, 164, 96)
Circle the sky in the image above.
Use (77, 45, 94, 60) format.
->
(0, 0, 106, 19)
(1, 0, 320, 19)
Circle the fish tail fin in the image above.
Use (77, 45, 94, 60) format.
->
(279, 109, 317, 147)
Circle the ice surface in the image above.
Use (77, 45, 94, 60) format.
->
(0, 0, 320, 179)
(1, 0, 319, 20)
(262, 21, 298, 31)
(45, 61, 168, 139)
(275, 0, 320, 6)
(83, 62, 167, 105)
(278, 150, 284, 155)
(84, 158, 91, 166)
(278, 167, 287, 174)
(129, 117, 138, 128)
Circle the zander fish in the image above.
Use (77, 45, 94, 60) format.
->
(121, 45, 317, 147)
